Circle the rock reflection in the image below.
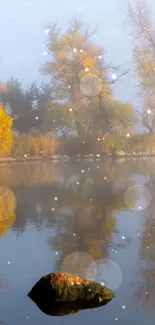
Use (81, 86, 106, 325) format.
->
(29, 296, 112, 316)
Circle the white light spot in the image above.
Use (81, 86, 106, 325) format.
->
(54, 197, 58, 201)
(98, 55, 102, 59)
(147, 109, 151, 114)
(101, 282, 105, 286)
(122, 236, 125, 240)
(88, 168, 90, 171)
(56, 252, 58, 255)
(115, 251, 118, 254)
(24, 154, 27, 158)
(122, 305, 126, 309)
(97, 166, 99, 169)
(73, 48, 77, 53)
(85, 67, 89, 72)
(90, 199, 92, 202)
(68, 85, 71, 88)
(104, 177, 107, 180)
(82, 141, 85, 144)
(73, 233, 76, 236)
(77, 182, 79, 185)
(53, 120, 55, 122)
(112, 74, 117, 80)
(35, 116, 39, 120)
(138, 233, 140, 236)
(80, 49, 83, 53)
(97, 138, 101, 141)
(81, 170, 84, 173)
(115, 318, 118, 321)
(52, 208, 55, 211)
(44, 51, 48, 56)
(8, 261, 11, 265)
(69, 108, 73, 112)
(44, 28, 50, 34)
(146, 291, 148, 295)
(126, 133, 130, 138)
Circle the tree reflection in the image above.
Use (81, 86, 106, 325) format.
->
(0, 159, 136, 272)
(137, 176, 155, 312)
(46, 179, 129, 275)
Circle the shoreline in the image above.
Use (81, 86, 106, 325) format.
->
(0, 153, 155, 164)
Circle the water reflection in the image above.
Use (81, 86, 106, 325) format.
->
(136, 175, 155, 312)
(1, 159, 155, 322)
(0, 187, 16, 237)
(28, 295, 112, 316)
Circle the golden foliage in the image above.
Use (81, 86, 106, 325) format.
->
(0, 105, 13, 155)
(83, 56, 97, 68)
(42, 22, 104, 90)
(0, 106, 13, 154)
(0, 187, 16, 237)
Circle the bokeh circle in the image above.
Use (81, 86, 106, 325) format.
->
(124, 185, 151, 211)
(61, 251, 95, 279)
(80, 73, 102, 96)
(86, 258, 122, 291)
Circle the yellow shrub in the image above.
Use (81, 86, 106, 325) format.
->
(0, 105, 13, 156)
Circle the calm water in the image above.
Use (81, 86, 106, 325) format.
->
(0, 158, 155, 324)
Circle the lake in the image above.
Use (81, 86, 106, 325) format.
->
(0, 158, 155, 324)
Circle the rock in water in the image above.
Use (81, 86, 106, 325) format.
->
(28, 272, 114, 316)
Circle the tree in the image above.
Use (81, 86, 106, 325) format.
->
(90, 98, 136, 136)
(0, 105, 13, 155)
(127, 0, 155, 133)
(42, 19, 135, 137)
(0, 78, 53, 132)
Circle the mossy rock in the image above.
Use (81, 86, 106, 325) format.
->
(28, 272, 114, 316)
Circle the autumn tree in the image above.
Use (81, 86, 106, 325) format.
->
(0, 105, 13, 155)
(42, 20, 135, 137)
(127, 0, 155, 133)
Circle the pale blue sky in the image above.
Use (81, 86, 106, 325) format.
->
(0, 0, 150, 108)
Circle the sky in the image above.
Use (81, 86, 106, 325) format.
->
(0, 0, 152, 109)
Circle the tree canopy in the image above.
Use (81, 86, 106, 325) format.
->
(41, 19, 136, 137)
(127, 0, 155, 133)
